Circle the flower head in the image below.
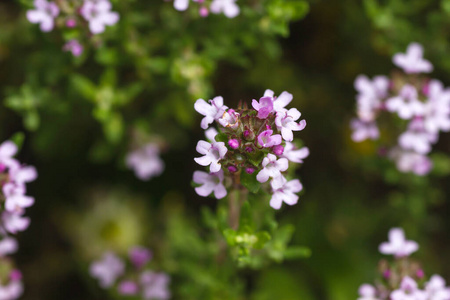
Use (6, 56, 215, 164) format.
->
(126, 143, 165, 181)
(393, 42, 433, 74)
(26, 0, 59, 32)
(90, 252, 125, 288)
(80, 0, 120, 34)
(140, 271, 171, 300)
(210, 0, 240, 18)
(379, 228, 419, 258)
(63, 40, 84, 57)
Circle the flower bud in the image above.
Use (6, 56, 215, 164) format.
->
(245, 167, 255, 174)
(243, 129, 255, 141)
(199, 7, 209, 17)
(66, 19, 77, 28)
(228, 165, 238, 173)
(416, 269, 424, 279)
(273, 145, 284, 156)
(228, 139, 240, 149)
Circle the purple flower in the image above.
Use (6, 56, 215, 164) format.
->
(0, 237, 18, 257)
(354, 75, 389, 122)
(129, 246, 152, 269)
(218, 109, 240, 129)
(90, 252, 125, 288)
(210, 0, 240, 18)
(358, 284, 378, 300)
(126, 143, 164, 181)
(0, 141, 18, 166)
(173, 0, 190, 11)
(140, 271, 171, 300)
(118, 280, 139, 295)
(386, 84, 424, 120)
(193, 170, 227, 199)
(398, 119, 437, 154)
(350, 119, 380, 142)
(194, 140, 227, 172)
(393, 42, 433, 74)
(269, 177, 302, 209)
(391, 276, 427, 300)
(194, 96, 228, 129)
(423, 80, 450, 134)
(3, 183, 34, 212)
(80, 0, 120, 34)
(256, 154, 288, 183)
(282, 142, 309, 163)
(205, 128, 218, 142)
(26, 0, 59, 32)
(379, 228, 418, 258)
(252, 96, 274, 119)
(263, 90, 293, 114)
(63, 40, 84, 57)
(0, 281, 23, 300)
(2, 211, 30, 234)
(392, 149, 432, 176)
(275, 108, 306, 141)
(257, 130, 282, 148)
(425, 275, 450, 300)
(7, 160, 38, 186)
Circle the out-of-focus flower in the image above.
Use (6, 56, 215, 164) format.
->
(282, 143, 309, 163)
(63, 40, 84, 57)
(26, 0, 59, 32)
(0, 238, 18, 257)
(118, 280, 139, 295)
(393, 42, 433, 74)
(90, 252, 125, 288)
(210, 0, 240, 18)
(425, 275, 450, 300)
(355, 75, 389, 122)
(193, 170, 227, 199)
(379, 228, 418, 258)
(392, 150, 433, 176)
(80, 0, 120, 34)
(141, 271, 171, 300)
(386, 85, 424, 120)
(126, 143, 165, 181)
(391, 276, 427, 300)
(129, 246, 152, 269)
(358, 284, 379, 300)
(270, 178, 302, 210)
(350, 119, 379, 142)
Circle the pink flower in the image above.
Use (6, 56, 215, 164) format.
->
(129, 246, 152, 269)
(118, 280, 139, 295)
(26, 0, 59, 32)
(194, 141, 227, 172)
(393, 42, 433, 74)
(140, 271, 171, 300)
(193, 170, 227, 199)
(257, 130, 282, 148)
(0, 141, 18, 166)
(90, 252, 125, 288)
(282, 142, 309, 163)
(256, 154, 288, 183)
(269, 177, 302, 209)
(0, 237, 18, 257)
(63, 40, 84, 57)
(218, 109, 240, 129)
(275, 108, 306, 141)
(386, 84, 424, 120)
(126, 143, 165, 181)
(354, 75, 389, 122)
(379, 228, 418, 258)
(398, 119, 437, 154)
(391, 149, 432, 176)
(263, 90, 293, 114)
(2, 211, 30, 234)
(391, 276, 427, 300)
(3, 183, 34, 213)
(350, 119, 379, 142)
(425, 275, 450, 300)
(0, 280, 23, 300)
(210, 0, 240, 18)
(194, 96, 228, 129)
(358, 284, 379, 300)
(252, 96, 274, 119)
(423, 80, 450, 134)
(80, 0, 120, 34)
(173, 0, 190, 11)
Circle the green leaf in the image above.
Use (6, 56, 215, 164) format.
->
(215, 133, 228, 143)
(223, 229, 237, 246)
(239, 201, 254, 230)
(71, 75, 96, 100)
(9, 132, 25, 150)
(283, 246, 311, 259)
(248, 151, 265, 167)
(254, 231, 271, 249)
(240, 171, 261, 193)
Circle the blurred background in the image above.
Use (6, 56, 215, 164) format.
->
(1, 0, 450, 299)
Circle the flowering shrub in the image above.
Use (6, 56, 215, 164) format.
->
(351, 43, 450, 175)
(358, 228, 450, 300)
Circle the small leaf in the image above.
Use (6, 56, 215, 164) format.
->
(223, 229, 237, 246)
(254, 231, 271, 249)
(240, 171, 261, 193)
(215, 133, 228, 143)
(283, 246, 311, 259)
(9, 132, 25, 151)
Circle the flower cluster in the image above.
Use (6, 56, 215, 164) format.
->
(0, 140, 38, 299)
(358, 228, 450, 300)
(90, 247, 171, 299)
(350, 42, 450, 175)
(126, 143, 165, 181)
(172, 0, 240, 18)
(193, 90, 308, 209)
(26, 0, 120, 56)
